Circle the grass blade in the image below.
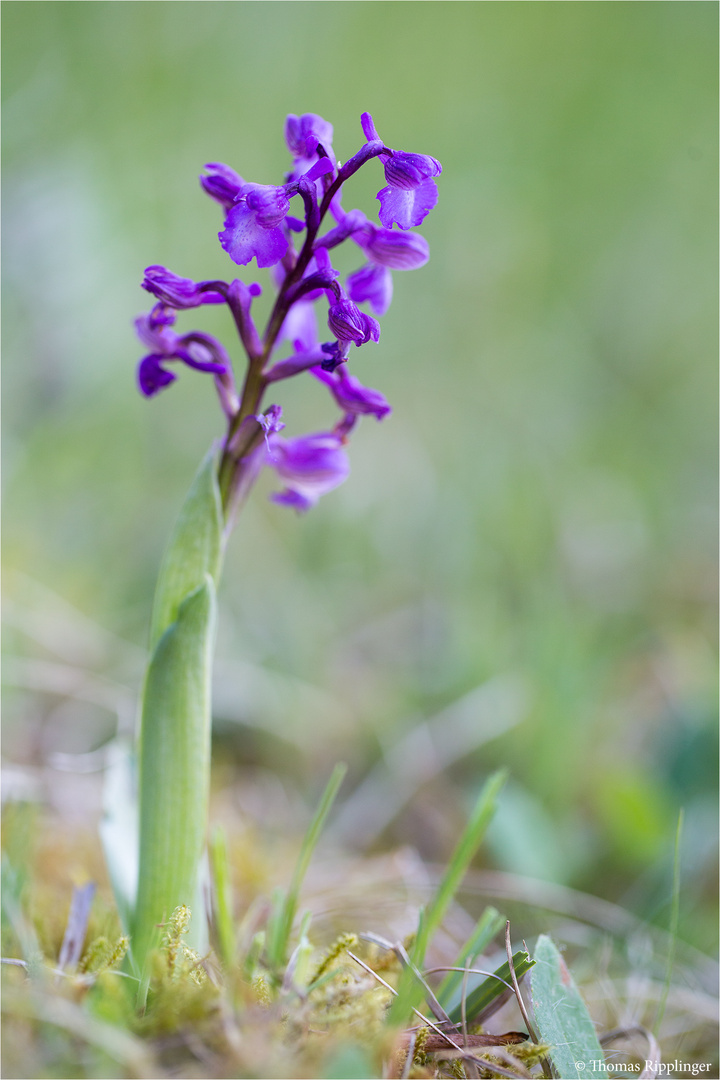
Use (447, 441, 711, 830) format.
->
(209, 826, 237, 970)
(654, 808, 683, 1032)
(436, 904, 505, 1008)
(387, 769, 507, 1025)
(266, 763, 347, 970)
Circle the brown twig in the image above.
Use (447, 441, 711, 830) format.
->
(393, 940, 453, 1025)
(347, 951, 529, 1079)
(505, 921, 552, 1079)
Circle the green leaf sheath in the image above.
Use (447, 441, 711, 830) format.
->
(131, 449, 224, 969)
(149, 448, 224, 651)
(530, 935, 605, 1078)
(133, 577, 216, 966)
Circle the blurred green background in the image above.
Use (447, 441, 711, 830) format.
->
(2, 2, 717, 948)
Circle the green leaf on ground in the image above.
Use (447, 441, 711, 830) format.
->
(530, 934, 605, 1078)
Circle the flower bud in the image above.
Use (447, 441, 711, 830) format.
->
(200, 162, 244, 209)
(328, 300, 380, 345)
(285, 113, 334, 161)
(142, 266, 225, 307)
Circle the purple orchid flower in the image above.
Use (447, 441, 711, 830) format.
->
(346, 263, 393, 317)
(359, 113, 442, 230)
(136, 111, 438, 514)
(377, 151, 442, 230)
(218, 157, 333, 269)
(363, 226, 430, 269)
(219, 183, 291, 268)
(135, 304, 229, 397)
(266, 428, 350, 512)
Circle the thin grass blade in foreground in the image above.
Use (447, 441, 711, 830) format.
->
(654, 808, 683, 1033)
(436, 904, 505, 1008)
(387, 769, 507, 1026)
(266, 762, 347, 971)
(209, 826, 237, 971)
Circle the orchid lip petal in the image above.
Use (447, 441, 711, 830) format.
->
(219, 200, 288, 268)
(137, 355, 177, 396)
(377, 178, 438, 230)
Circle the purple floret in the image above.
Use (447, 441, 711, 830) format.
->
(285, 113, 336, 173)
(137, 355, 177, 396)
(359, 120, 442, 230)
(135, 304, 229, 397)
(363, 226, 429, 269)
(219, 184, 290, 268)
(312, 365, 391, 420)
(267, 430, 350, 511)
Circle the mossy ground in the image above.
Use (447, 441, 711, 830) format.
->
(2, 808, 718, 1079)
